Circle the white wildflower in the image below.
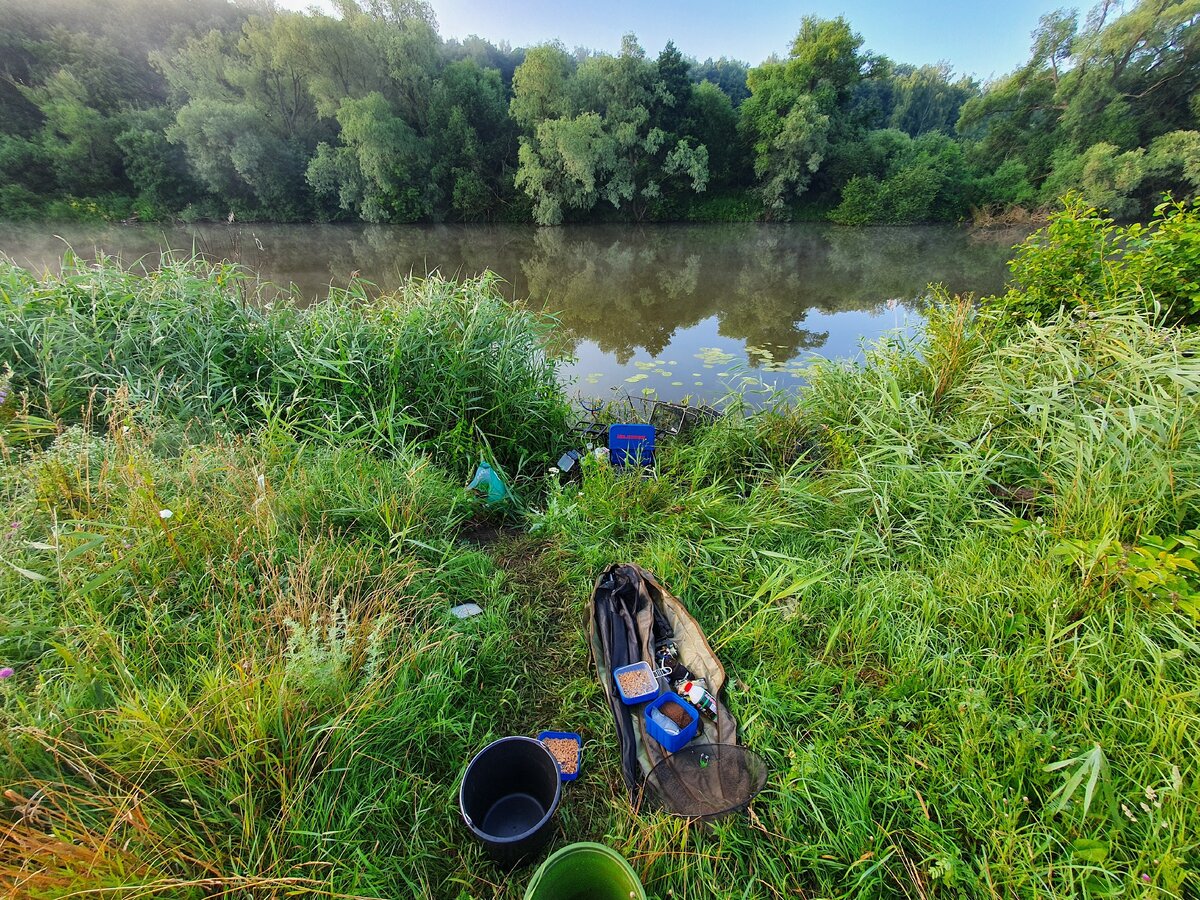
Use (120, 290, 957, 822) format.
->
(158, 509, 173, 520)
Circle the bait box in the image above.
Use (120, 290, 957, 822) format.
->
(536, 731, 582, 783)
(613, 661, 660, 705)
(644, 692, 700, 753)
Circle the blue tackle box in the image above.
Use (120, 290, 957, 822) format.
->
(608, 424, 655, 467)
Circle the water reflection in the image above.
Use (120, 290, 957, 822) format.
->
(0, 221, 1022, 401)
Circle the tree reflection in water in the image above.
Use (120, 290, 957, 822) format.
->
(0, 221, 1019, 399)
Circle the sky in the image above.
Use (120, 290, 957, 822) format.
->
(279, 0, 1073, 80)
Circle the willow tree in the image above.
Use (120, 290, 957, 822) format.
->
(512, 35, 709, 225)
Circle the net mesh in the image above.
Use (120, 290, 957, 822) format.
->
(642, 743, 767, 821)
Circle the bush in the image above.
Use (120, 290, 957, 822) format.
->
(999, 194, 1200, 322)
(1123, 198, 1200, 319)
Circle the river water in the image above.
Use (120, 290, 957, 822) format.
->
(0, 222, 1024, 402)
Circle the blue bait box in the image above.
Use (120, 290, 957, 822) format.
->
(613, 661, 660, 704)
(537, 731, 582, 782)
(644, 692, 699, 753)
(608, 424, 656, 467)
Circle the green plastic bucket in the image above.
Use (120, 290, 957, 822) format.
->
(524, 842, 646, 900)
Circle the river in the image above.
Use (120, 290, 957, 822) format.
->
(0, 222, 1024, 403)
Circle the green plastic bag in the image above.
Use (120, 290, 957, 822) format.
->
(466, 459, 508, 504)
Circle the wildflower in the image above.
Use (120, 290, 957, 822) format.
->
(548, 466, 560, 475)
(1142, 874, 1152, 883)
(0, 667, 13, 679)
(158, 509, 173, 520)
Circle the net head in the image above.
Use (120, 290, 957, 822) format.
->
(643, 743, 767, 821)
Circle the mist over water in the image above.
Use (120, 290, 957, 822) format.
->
(0, 222, 1023, 401)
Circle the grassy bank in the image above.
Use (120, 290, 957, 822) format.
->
(0, 215, 1198, 899)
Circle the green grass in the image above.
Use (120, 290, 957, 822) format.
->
(0, 255, 570, 480)
(0, 247, 1197, 898)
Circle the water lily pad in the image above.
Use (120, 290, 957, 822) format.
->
(634, 361, 657, 370)
(694, 381, 704, 386)
(625, 373, 649, 383)
(695, 347, 736, 365)
(670, 381, 683, 386)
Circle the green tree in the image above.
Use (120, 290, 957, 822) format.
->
(684, 80, 742, 185)
(115, 106, 199, 210)
(1041, 142, 1148, 217)
(428, 60, 515, 220)
(830, 130, 975, 224)
(20, 69, 123, 196)
(512, 34, 709, 224)
(742, 16, 864, 214)
(307, 92, 430, 223)
(655, 40, 692, 136)
(509, 43, 575, 130)
(157, 18, 328, 218)
(690, 57, 751, 105)
(887, 63, 977, 136)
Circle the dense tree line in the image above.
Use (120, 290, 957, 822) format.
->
(1, 0, 1197, 225)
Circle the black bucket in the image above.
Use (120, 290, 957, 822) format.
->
(459, 736, 562, 868)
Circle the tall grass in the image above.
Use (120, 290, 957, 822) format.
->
(1, 238, 1198, 898)
(0, 254, 571, 477)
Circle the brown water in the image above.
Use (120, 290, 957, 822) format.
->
(0, 222, 1024, 402)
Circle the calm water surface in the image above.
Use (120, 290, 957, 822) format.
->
(0, 222, 1024, 402)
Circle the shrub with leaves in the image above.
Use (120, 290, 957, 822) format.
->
(998, 194, 1200, 322)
